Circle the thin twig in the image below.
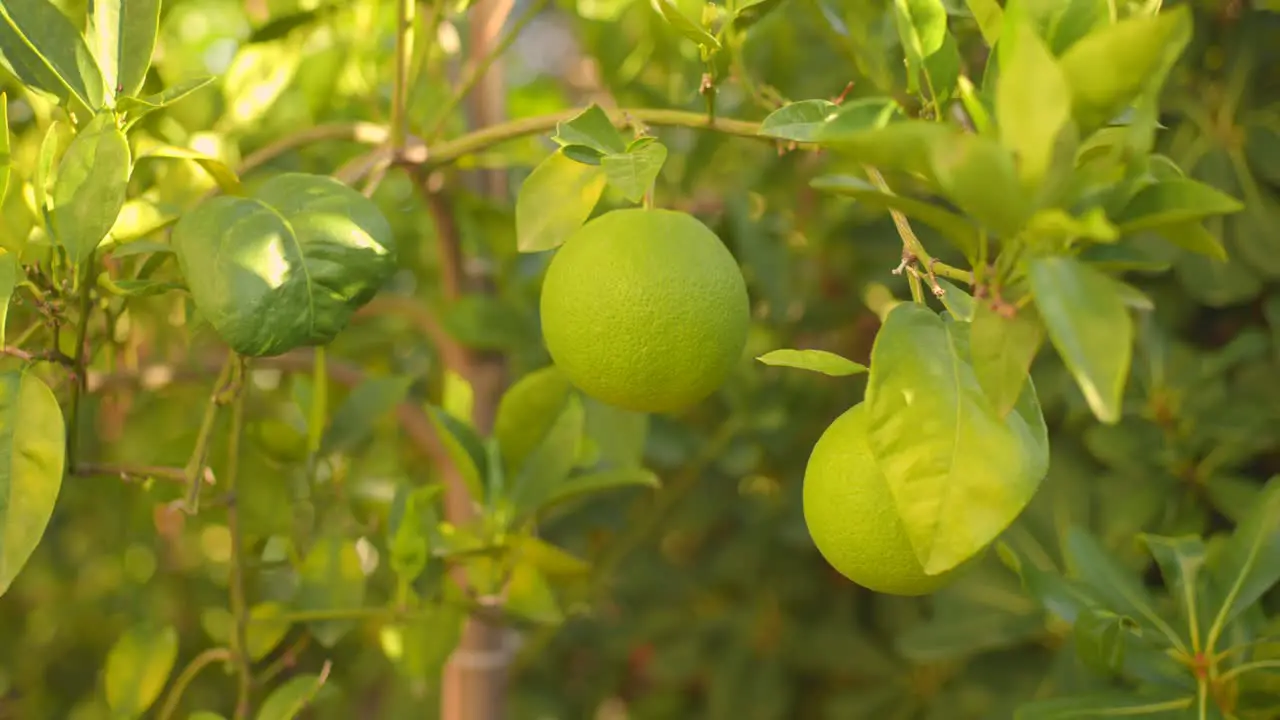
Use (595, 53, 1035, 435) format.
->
(182, 352, 236, 513)
(66, 253, 96, 472)
(73, 462, 214, 486)
(155, 647, 234, 720)
(225, 355, 253, 719)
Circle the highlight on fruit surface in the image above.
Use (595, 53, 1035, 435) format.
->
(538, 208, 750, 414)
(802, 402, 974, 596)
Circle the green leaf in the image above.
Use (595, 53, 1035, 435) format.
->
(103, 623, 178, 719)
(996, 20, 1071, 189)
(426, 405, 487, 500)
(1026, 257, 1132, 424)
(0, 0, 105, 111)
(1057, 6, 1193, 132)
(816, 97, 903, 140)
(538, 467, 661, 514)
(137, 145, 243, 196)
(936, 279, 974, 321)
(0, 250, 16, 344)
(171, 173, 396, 358)
(318, 375, 413, 457)
(294, 536, 366, 647)
(393, 602, 463, 683)
(758, 100, 837, 142)
(1073, 608, 1136, 676)
(969, 302, 1044, 419)
(891, 0, 948, 92)
(581, 395, 648, 471)
(0, 92, 9, 205)
(387, 484, 440, 582)
(1014, 693, 1193, 718)
(91, 0, 161, 101)
(755, 348, 868, 376)
(96, 274, 184, 298)
(649, 0, 721, 50)
(116, 76, 216, 120)
(1114, 178, 1245, 234)
(810, 174, 979, 258)
(33, 120, 61, 226)
(49, 111, 131, 266)
(1139, 534, 1212, 650)
(505, 561, 563, 625)
(819, 120, 959, 180)
(896, 612, 1044, 662)
(0, 370, 65, 597)
(864, 304, 1050, 574)
(733, 0, 786, 28)
(245, 602, 291, 661)
(964, 0, 1003, 45)
(515, 149, 607, 253)
(1063, 527, 1184, 650)
(602, 139, 667, 203)
(1206, 476, 1280, 646)
(255, 672, 331, 720)
(494, 366, 572, 478)
(189, 713, 228, 720)
(551, 104, 627, 156)
(510, 393, 585, 519)
(930, 133, 1031, 239)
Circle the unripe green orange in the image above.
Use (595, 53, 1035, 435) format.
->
(803, 402, 969, 596)
(539, 208, 750, 413)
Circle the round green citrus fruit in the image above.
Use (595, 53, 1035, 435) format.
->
(539, 208, 750, 413)
(803, 402, 968, 596)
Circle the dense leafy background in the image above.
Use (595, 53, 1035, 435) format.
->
(1, 0, 1279, 718)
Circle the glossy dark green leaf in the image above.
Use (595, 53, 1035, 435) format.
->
(91, 0, 161, 100)
(426, 405, 486, 500)
(1014, 693, 1192, 718)
(1057, 6, 1192, 132)
(103, 623, 178, 719)
(171, 173, 396, 357)
(0, 370, 65, 597)
(922, 30, 960, 102)
(1027, 256, 1132, 424)
(1063, 527, 1184, 650)
(1073, 608, 1136, 676)
(602, 139, 667, 203)
(757, 99, 837, 142)
(510, 393, 584, 519)
(864, 304, 1050, 574)
(0, 251, 15, 343)
(1206, 476, 1280, 646)
(550, 104, 627, 156)
(755, 348, 868, 376)
(649, 0, 721, 50)
(970, 302, 1044, 419)
(0, 0, 105, 111)
(810, 175, 979, 258)
(256, 672, 331, 720)
(930, 133, 1030, 239)
(319, 375, 413, 457)
(1114, 178, 1244, 235)
(996, 20, 1071, 188)
(49, 111, 131, 266)
(494, 366, 573, 477)
(116, 76, 216, 120)
(538, 467, 661, 514)
(515, 149, 606, 253)
(295, 536, 366, 647)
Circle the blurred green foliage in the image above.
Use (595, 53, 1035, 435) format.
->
(0, 0, 1279, 719)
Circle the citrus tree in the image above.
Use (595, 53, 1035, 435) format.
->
(1, 0, 1279, 718)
